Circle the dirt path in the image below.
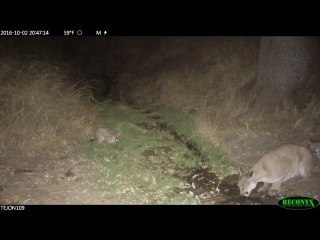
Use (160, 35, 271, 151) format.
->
(0, 156, 117, 205)
(1, 134, 319, 205)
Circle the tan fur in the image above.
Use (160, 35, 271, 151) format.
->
(307, 139, 320, 159)
(90, 127, 121, 143)
(238, 143, 313, 197)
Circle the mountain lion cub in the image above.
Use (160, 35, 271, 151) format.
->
(90, 127, 121, 143)
(238, 143, 313, 197)
(307, 139, 320, 159)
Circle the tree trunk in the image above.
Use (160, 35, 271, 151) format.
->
(250, 36, 320, 112)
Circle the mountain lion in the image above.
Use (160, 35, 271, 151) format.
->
(90, 127, 121, 143)
(238, 143, 313, 197)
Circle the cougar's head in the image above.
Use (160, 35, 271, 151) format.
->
(113, 131, 121, 142)
(307, 139, 320, 153)
(238, 167, 257, 197)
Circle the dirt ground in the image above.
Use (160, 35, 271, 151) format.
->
(0, 156, 117, 205)
(1, 115, 319, 206)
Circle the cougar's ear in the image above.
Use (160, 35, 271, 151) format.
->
(118, 131, 121, 136)
(248, 170, 254, 178)
(239, 167, 244, 175)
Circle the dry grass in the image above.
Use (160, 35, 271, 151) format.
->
(194, 95, 320, 148)
(114, 37, 320, 146)
(116, 37, 259, 139)
(0, 55, 103, 165)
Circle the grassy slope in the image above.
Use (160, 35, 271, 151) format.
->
(78, 103, 237, 204)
